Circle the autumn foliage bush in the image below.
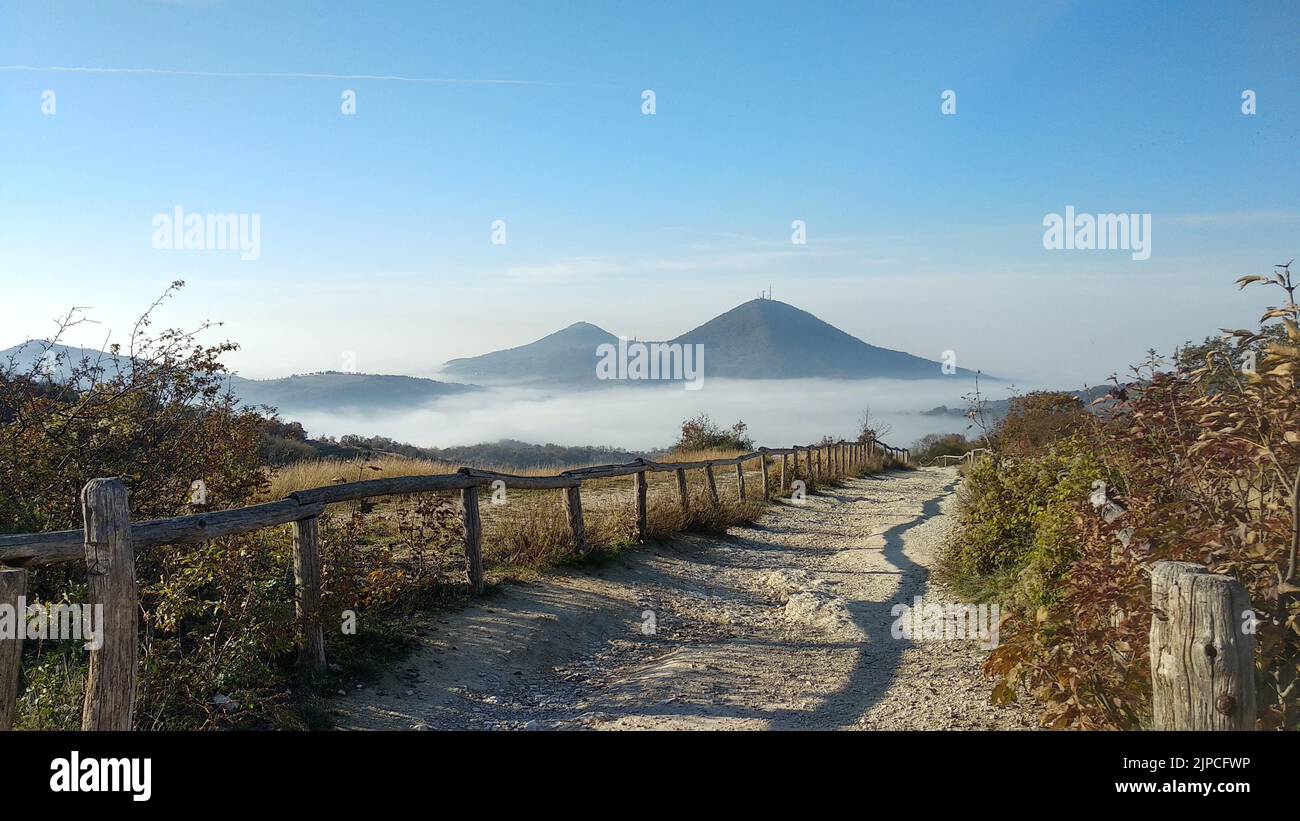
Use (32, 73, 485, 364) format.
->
(1, 287, 463, 728)
(953, 265, 1300, 729)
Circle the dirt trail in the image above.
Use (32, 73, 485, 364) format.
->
(333, 467, 1037, 731)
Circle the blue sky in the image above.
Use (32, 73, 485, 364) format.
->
(1, 0, 1297, 385)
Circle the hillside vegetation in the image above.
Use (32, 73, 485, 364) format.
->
(943, 265, 1300, 730)
(1, 288, 892, 729)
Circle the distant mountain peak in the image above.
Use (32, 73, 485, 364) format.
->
(441, 297, 978, 383)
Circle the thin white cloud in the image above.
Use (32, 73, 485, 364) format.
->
(1162, 210, 1300, 226)
(0, 64, 605, 87)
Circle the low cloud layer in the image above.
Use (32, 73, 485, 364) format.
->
(280, 377, 1031, 452)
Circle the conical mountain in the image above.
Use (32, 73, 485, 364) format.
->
(670, 298, 966, 379)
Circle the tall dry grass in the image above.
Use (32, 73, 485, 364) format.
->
(269, 443, 887, 587)
(264, 453, 607, 499)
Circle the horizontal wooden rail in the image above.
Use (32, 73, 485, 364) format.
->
(458, 467, 580, 489)
(0, 498, 327, 567)
(291, 474, 473, 506)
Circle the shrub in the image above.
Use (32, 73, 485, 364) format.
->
(674, 413, 753, 452)
(913, 432, 975, 463)
(946, 438, 1107, 609)
(997, 391, 1087, 458)
(962, 263, 1300, 730)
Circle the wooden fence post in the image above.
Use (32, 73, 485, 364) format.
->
(81, 477, 137, 731)
(291, 515, 327, 672)
(780, 452, 788, 488)
(815, 449, 822, 479)
(735, 461, 746, 500)
(565, 484, 588, 554)
(704, 465, 720, 506)
(461, 485, 484, 595)
(759, 453, 770, 500)
(1150, 561, 1256, 730)
(792, 448, 800, 478)
(675, 468, 689, 514)
(0, 566, 25, 731)
(634, 470, 648, 541)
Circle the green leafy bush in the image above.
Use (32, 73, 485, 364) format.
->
(947, 439, 1107, 610)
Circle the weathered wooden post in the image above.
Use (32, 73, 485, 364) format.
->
(759, 452, 770, 500)
(704, 464, 720, 506)
(815, 449, 822, 479)
(735, 461, 746, 500)
(0, 566, 25, 731)
(792, 448, 801, 478)
(291, 515, 327, 671)
(675, 467, 689, 514)
(1150, 561, 1256, 730)
(81, 477, 138, 731)
(461, 485, 485, 595)
(565, 483, 588, 554)
(634, 470, 648, 541)
(780, 452, 788, 488)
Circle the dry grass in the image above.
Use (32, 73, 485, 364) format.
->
(264, 453, 613, 499)
(267, 455, 456, 498)
(266, 445, 808, 500)
(269, 445, 891, 588)
(656, 446, 749, 463)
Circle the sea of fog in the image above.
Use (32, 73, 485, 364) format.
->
(284, 377, 1035, 452)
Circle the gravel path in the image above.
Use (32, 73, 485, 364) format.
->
(333, 467, 1038, 731)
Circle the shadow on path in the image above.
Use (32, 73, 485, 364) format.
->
(764, 475, 960, 728)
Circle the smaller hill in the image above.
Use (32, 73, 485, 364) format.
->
(229, 371, 476, 412)
(440, 321, 618, 383)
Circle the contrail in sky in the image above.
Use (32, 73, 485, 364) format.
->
(0, 64, 617, 87)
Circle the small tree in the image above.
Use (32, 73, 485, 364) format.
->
(854, 406, 891, 444)
(674, 412, 754, 452)
(997, 391, 1086, 458)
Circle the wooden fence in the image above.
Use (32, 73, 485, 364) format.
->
(0, 437, 909, 730)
